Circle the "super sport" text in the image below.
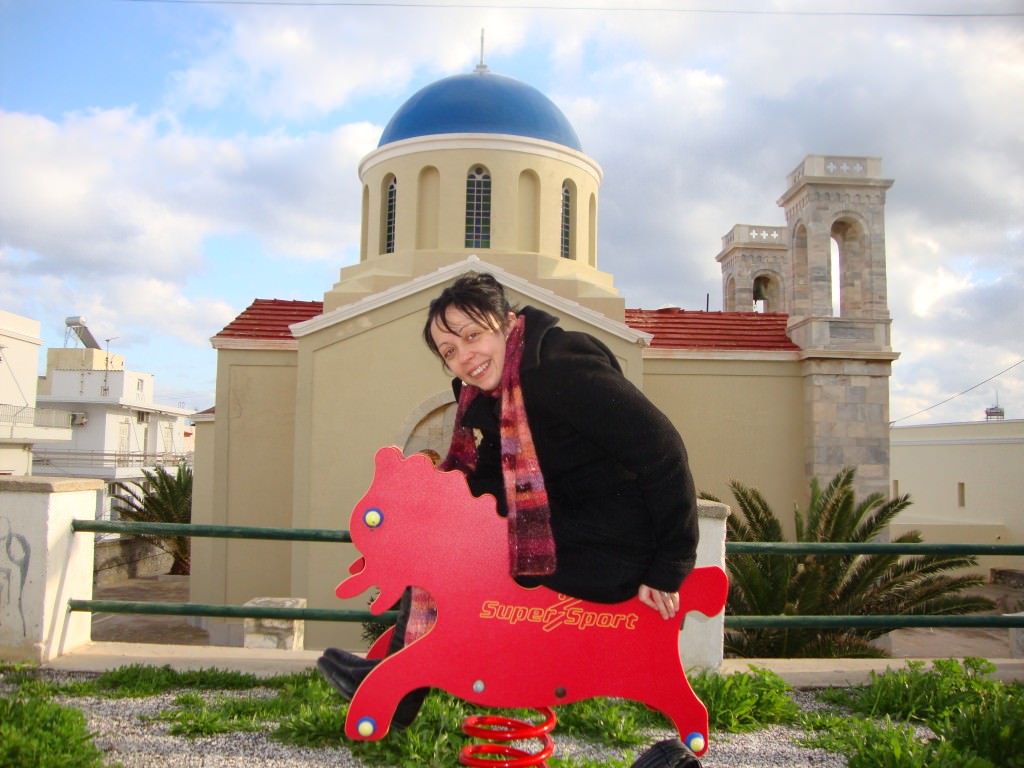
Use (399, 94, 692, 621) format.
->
(479, 595, 639, 632)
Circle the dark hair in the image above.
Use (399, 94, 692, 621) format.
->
(423, 272, 517, 358)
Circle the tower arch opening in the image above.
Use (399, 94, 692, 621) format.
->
(830, 216, 870, 317)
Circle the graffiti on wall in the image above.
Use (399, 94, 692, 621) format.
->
(0, 517, 30, 636)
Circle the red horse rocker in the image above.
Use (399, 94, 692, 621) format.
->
(333, 446, 728, 761)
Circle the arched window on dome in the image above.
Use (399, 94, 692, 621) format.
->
(381, 175, 397, 255)
(560, 181, 576, 259)
(465, 166, 491, 249)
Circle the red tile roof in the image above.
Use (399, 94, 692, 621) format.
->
(624, 308, 800, 351)
(214, 298, 799, 352)
(215, 299, 324, 340)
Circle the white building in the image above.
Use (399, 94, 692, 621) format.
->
(0, 310, 73, 475)
(890, 417, 1023, 576)
(34, 344, 194, 490)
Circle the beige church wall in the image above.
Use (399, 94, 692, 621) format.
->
(360, 137, 600, 264)
(191, 349, 299, 643)
(189, 415, 216, 611)
(889, 420, 1023, 575)
(291, 292, 455, 650)
(640, 356, 808, 538)
(291, 288, 646, 650)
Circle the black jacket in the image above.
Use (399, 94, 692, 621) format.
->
(453, 306, 699, 603)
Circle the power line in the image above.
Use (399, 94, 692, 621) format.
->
(890, 358, 1024, 425)
(112, 0, 1024, 17)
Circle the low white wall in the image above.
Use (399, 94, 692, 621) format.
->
(0, 476, 101, 663)
(680, 499, 729, 671)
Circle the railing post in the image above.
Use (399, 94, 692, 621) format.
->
(680, 499, 729, 671)
(0, 476, 103, 663)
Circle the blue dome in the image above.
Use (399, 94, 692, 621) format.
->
(378, 71, 582, 151)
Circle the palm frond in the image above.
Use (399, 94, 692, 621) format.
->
(110, 462, 193, 575)
(723, 466, 993, 658)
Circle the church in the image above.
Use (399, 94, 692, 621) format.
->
(191, 64, 898, 650)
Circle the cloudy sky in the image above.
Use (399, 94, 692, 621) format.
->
(1, 0, 1021, 424)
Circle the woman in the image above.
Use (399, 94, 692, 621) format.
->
(319, 272, 701, 767)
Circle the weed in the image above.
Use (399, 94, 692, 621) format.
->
(691, 665, 799, 731)
(0, 695, 116, 768)
(807, 658, 1020, 768)
(820, 657, 1001, 722)
(932, 683, 1024, 768)
(801, 713, 995, 768)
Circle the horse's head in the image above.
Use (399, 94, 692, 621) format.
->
(335, 446, 501, 612)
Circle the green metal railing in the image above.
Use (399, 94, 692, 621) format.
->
(68, 520, 1024, 630)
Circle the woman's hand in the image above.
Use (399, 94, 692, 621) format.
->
(638, 584, 679, 620)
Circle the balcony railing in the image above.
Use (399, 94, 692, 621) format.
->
(33, 449, 193, 470)
(0, 403, 72, 428)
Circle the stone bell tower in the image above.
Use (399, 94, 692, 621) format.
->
(717, 155, 899, 500)
(780, 155, 898, 499)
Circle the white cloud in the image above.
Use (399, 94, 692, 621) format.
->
(167, 5, 539, 120)
(3, 2, 1022, 419)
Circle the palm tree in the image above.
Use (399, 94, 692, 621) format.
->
(718, 467, 994, 658)
(110, 461, 192, 575)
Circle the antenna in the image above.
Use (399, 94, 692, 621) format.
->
(103, 336, 119, 397)
(474, 28, 489, 73)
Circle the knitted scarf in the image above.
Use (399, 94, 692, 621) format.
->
(404, 314, 556, 645)
(441, 313, 556, 576)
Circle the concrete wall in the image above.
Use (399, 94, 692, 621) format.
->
(0, 310, 41, 409)
(681, 500, 729, 670)
(0, 476, 101, 662)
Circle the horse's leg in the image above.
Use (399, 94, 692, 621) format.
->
(628, 673, 711, 757)
(344, 641, 435, 741)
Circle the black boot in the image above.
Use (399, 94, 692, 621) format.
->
(317, 648, 427, 730)
(631, 738, 702, 768)
(317, 647, 377, 701)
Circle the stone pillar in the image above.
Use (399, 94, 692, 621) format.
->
(679, 499, 729, 671)
(0, 476, 102, 663)
(243, 597, 307, 650)
(798, 354, 897, 500)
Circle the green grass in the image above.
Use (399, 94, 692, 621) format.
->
(801, 658, 1023, 768)
(3, 657, 1019, 767)
(2, 660, 795, 767)
(0, 693, 115, 768)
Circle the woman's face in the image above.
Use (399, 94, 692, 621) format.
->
(430, 307, 515, 392)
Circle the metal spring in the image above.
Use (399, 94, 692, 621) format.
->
(459, 707, 557, 767)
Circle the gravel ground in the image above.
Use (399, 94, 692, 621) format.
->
(9, 671, 846, 767)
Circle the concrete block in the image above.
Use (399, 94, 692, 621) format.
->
(243, 597, 307, 651)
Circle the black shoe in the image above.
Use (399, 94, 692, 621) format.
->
(317, 648, 377, 701)
(392, 687, 428, 730)
(631, 738, 702, 768)
(317, 648, 426, 731)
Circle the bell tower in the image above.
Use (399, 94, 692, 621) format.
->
(778, 155, 899, 499)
